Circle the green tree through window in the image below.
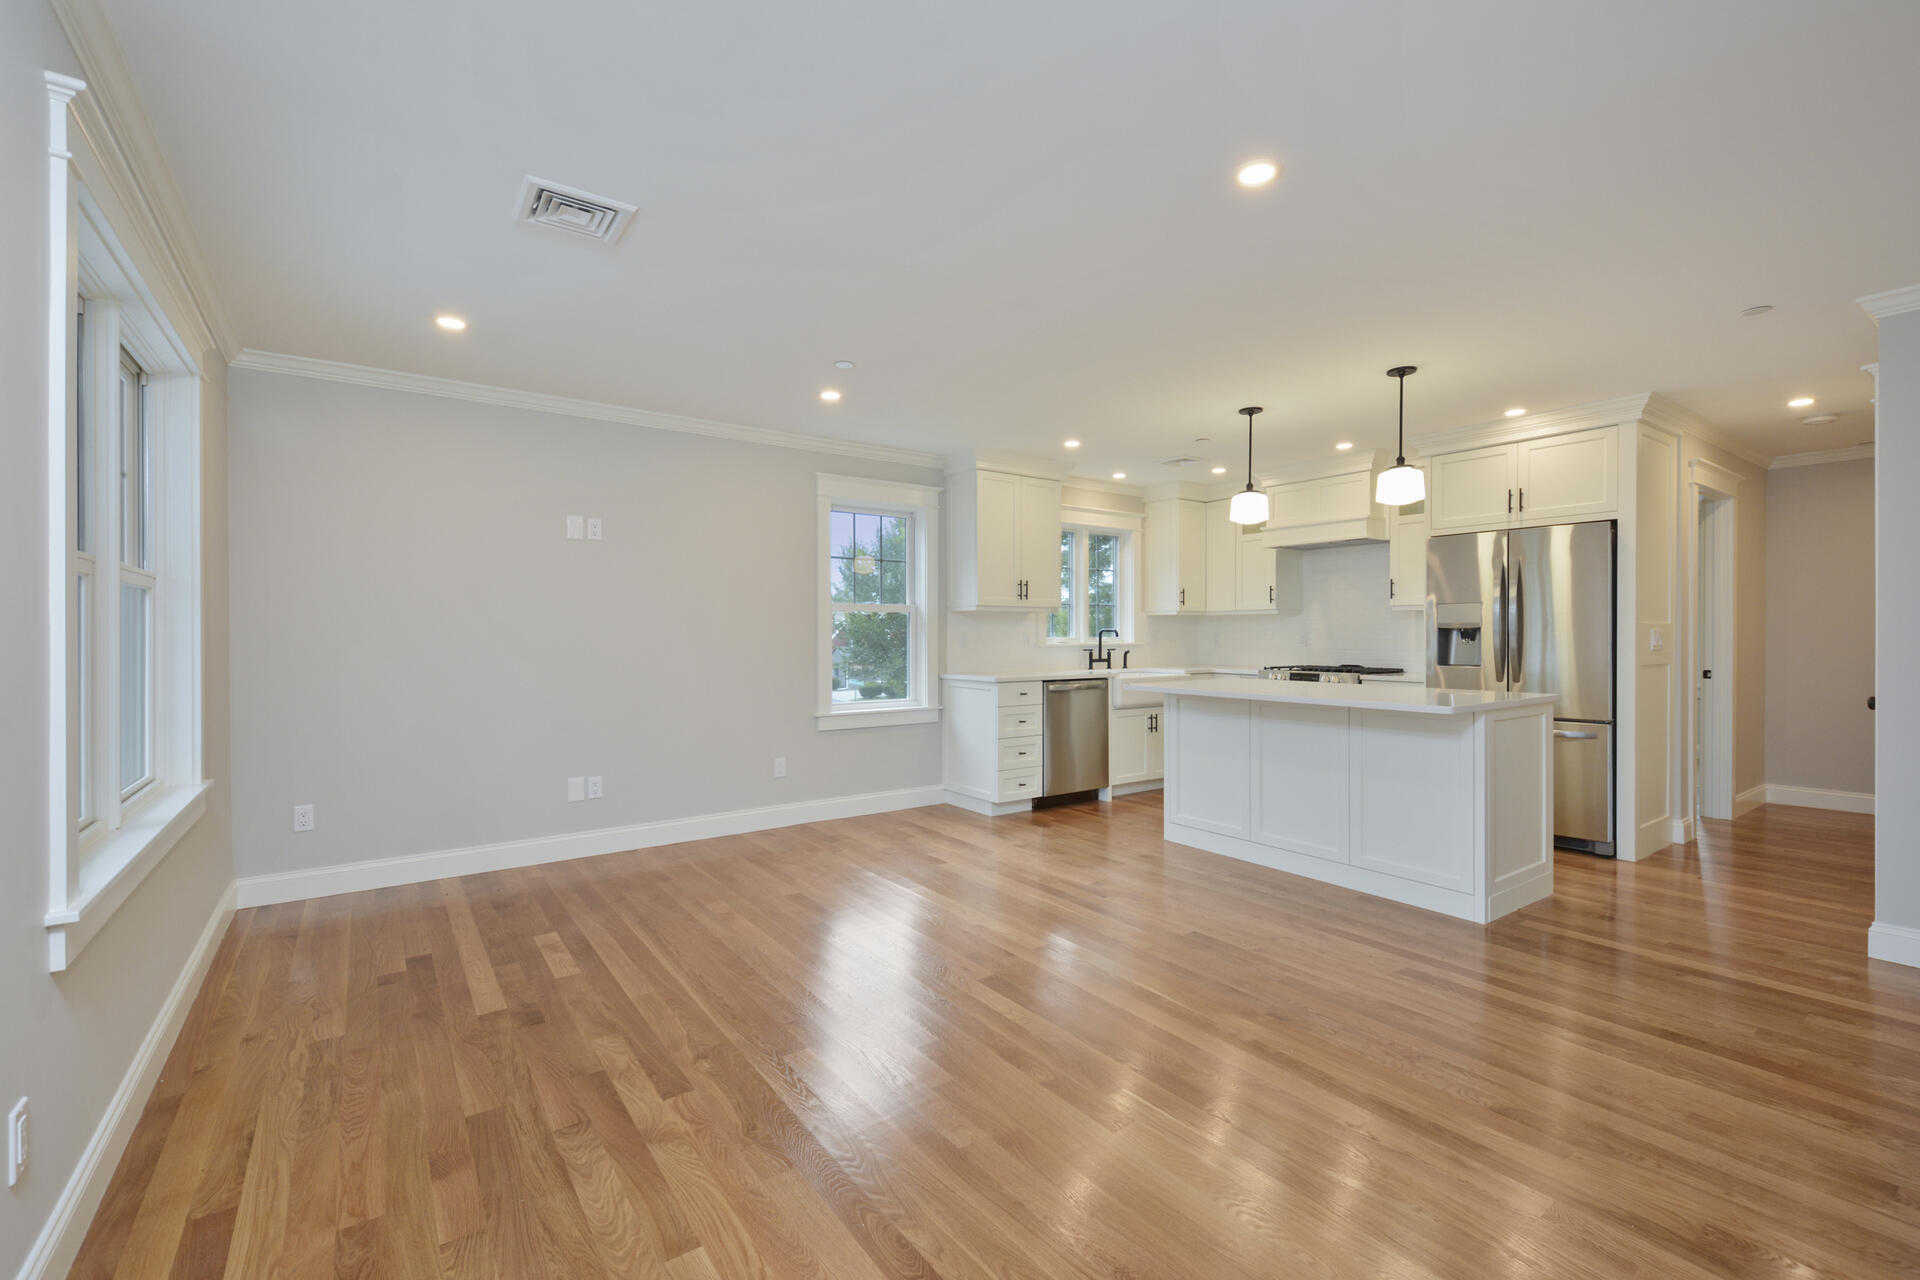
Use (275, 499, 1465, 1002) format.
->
(829, 510, 911, 702)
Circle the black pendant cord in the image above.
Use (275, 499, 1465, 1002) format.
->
(1387, 365, 1417, 466)
(1239, 405, 1263, 491)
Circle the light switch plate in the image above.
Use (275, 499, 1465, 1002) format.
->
(586, 516, 603, 541)
(7, 1098, 27, 1188)
(566, 515, 585, 540)
(567, 776, 585, 803)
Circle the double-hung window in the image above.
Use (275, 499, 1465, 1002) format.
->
(47, 72, 207, 970)
(816, 475, 941, 729)
(1047, 515, 1139, 643)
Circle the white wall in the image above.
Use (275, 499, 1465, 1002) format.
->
(1875, 310, 1920, 953)
(0, 10, 234, 1275)
(226, 370, 944, 884)
(1766, 458, 1874, 796)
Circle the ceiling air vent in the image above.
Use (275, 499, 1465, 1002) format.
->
(514, 176, 637, 244)
(1159, 455, 1204, 468)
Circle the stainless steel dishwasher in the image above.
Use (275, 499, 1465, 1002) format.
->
(1042, 679, 1109, 797)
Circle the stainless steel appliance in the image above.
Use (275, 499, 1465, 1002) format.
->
(1428, 521, 1616, 855)
(1261, 664, 1407, 684)
(1042, 679, 1109, 797)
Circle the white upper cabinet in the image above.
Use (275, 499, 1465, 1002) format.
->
(1144, 497, 1208, 614)
(1387, 464, 1428, 610)
(1429, 427, 1618, 533)
(1514, 428, 1619, 523)
(1429, 444, 1518, 532)
(948, 469, 1062, 610)
(1199, 498, 1301, 614)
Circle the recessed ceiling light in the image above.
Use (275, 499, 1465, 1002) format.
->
(833, 360, 855, 369)
(1803, 413, 1839, 425)
(435, 314, 467, 331)
(819, 389, 841, 402)
(1211, 465, 1227, 474)
(1334, 441, 1353, 451)
(1505, 407, 1526, 418)
(1112, 472, 1127, 480)
(1740, 305, 1774, 317)
(1236, 160, 1279, 188)
(1064, 439, 1081, 449)
(1787, 396, 1814, 408)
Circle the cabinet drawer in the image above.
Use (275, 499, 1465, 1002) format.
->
(997, 681, 1042, 707)
(998, 707, 1041, 738)
(998, 739, 1042, 769)
(997, 769, 1042, 802)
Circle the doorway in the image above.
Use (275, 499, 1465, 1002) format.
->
(1693, 489, 1736, 824)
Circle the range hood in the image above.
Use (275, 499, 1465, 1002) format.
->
(1254, 449, 1397, 550)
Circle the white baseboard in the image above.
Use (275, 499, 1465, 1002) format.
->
(236, 785, 946, 908)
(1628, 814, 1672, 861)
(1764, 784, 1875, 815)
(1670, 816, 1695, 846)
(940, 789, 1033, 817)
(1733, 784, 1767, 817)
(17, 880, 237, 1280)
(1868, 922, 1920, 969)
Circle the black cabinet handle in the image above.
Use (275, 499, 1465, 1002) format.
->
(1269, 584, 1275, 603)
(1508, 488, 1513, 514)
(1179, 588, 1185, 606)
(1519, 486, 1525, 512)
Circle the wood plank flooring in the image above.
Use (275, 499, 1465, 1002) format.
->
(71, 798, 1920, 1278)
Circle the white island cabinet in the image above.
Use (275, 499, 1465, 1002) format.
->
(1132, 677, 1558, 923)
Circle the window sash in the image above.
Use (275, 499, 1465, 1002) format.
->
(1050, 527, 1129, 642)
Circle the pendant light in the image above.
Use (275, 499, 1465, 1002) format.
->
(1228, 406, 1269, 525)
(1375, 365, 1426, 506)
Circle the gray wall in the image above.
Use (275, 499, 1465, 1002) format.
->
(227, 369, 944, 881)
(0, 9, 234, 1274)
(1878, 311, 1920, 934)
(1766, 458, 1875, 795)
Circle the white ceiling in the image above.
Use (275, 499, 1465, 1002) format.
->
(102, 0, 1920, 478)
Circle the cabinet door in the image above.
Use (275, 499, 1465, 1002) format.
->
(1386, 467, 1428, 610)
(1176, 501, 1208, 611)
(1109, 708, 1149, 785)
(1016, 476, 1064, 602)
(1429, 445, 1517, 532)
(1250, 703, 1350, 862)
(974, 471, 1024, 606)
(1144, 499, 1207, 614)
(1237, 535, 1276, 611)
(1205, 500, 1238, 613)
(1143, 709, 1165, 779)
(1516, 427, 1618, 523)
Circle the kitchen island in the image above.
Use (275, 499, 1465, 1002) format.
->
(1130, 676, 1558, 922)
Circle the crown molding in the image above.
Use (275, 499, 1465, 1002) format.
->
(1407, 393, 1654, 455)
(229, 350, 946, 469)
(1858, 284, 1920, 322)
(1058, 475, 1146, 499)
(1769, 443, 1874, 471)
(1637, 394, 1773, 469)
(51, 0, 237, 362)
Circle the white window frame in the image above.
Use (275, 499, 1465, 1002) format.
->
(1044, 506, 1142, 645)
(45, 73, 207, 971)
(815, 474, 941, 730)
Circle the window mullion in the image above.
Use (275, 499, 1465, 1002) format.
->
(1074, 531, 1090, 641)
(93, 303, 124, 832)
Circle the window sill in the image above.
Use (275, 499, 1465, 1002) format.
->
(46, 780, 211, 972)
(815, 704, 941, 731)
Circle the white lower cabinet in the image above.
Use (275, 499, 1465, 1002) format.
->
(1249, 704, 1350, 862)
(1347, 712, 1476, 892)
(942, 677, 1045, 810)
(1109, 707, 1165, 786)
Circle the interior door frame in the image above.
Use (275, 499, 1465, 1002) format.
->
(1687, 461, 1740, 824)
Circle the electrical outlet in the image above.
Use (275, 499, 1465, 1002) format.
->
(566, 515, 585, 540)
(7, 1098, 27, 1188)
(586, 775, 603, 799)
(567, 776, 585, 803)
(586, 516, 603, 541)
(773, 757, 786, 778)
(292, 804, 315, 832)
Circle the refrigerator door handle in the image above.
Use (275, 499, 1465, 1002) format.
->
(1511, 553, 1524, 689)
(1553, 728, 1598, 740)
(1494, 557, 1508, 685)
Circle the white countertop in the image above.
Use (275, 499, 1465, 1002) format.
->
(941, 667, 1260, 683)
(1132, 675, 1556, 716)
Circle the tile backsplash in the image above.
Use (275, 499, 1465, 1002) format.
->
(944, 542, 1425, 676)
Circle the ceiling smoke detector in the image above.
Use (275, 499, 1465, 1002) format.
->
(515, 176, 637, 244)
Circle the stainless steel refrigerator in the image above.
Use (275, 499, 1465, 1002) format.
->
(1427, 521, 1616, 855)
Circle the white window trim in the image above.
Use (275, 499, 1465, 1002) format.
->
(45, 73, 207, 972)
(1044, 506, 1143, 645)
(815, 473, 941, 730)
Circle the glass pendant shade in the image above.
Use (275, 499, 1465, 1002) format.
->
(1375, 463, 1426, 506)
(1228, 487, 1269, 525)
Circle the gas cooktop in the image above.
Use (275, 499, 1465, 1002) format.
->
(1278, 664, 1406, 675)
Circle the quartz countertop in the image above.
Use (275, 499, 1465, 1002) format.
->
(1132, 675, 1556, 716)
(940, 667, 1260, 683)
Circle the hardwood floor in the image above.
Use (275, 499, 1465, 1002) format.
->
(70, 798, 1920, 1279)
